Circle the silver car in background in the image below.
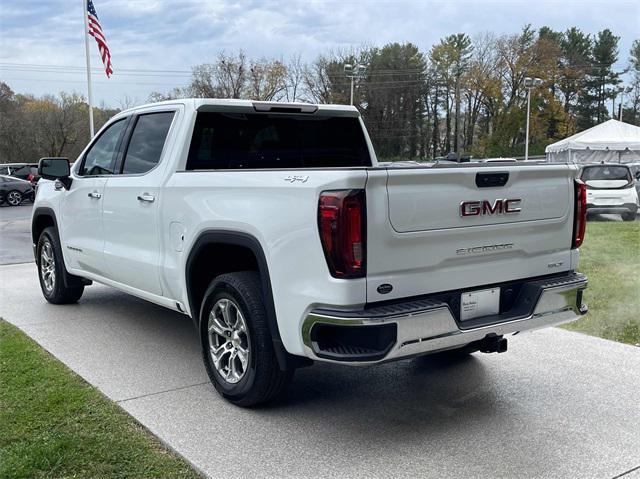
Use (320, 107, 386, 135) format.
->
(581, 164, 639, 221)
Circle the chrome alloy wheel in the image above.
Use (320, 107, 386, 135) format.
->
(40, 240, 56, 293)
(7, 191, 22, 206)
(208, 298, 250, 384)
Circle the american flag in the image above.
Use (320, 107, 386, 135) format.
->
(87, 0, 113, 77)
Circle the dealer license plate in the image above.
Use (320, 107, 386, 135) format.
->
(460, 287, 500, 321)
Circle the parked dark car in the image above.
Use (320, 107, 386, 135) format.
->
(11, 163, 40, 183)
(0, 174, 34, 206)
(0, 163, 29, 176)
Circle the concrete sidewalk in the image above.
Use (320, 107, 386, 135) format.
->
(1, 262, 639, 479)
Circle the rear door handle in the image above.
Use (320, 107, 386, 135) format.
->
(88, 191, 102, 199)
(137, 193, 155, 203)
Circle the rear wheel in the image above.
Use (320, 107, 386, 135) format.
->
(200, 271, 293, 407)
(37, 227, 84, 304)
(6, 190, 22, 206)
(621, 211, 637, 221)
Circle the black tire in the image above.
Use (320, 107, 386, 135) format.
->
(200, 271, 293, 407)
(37, 227, 84, 304)
(6, 190, 22, 206)
(621, 211, 636, 221)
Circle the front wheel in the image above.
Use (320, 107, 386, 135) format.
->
(200, 271, 293, 407)
(621, 211, 637, 221)
(6, 190, 22, 206)
(37, 227, 84, 304)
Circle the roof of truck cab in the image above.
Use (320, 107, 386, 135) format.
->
(118, 98, 359, 116)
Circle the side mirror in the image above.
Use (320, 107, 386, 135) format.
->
(635, 171, 640, 180)
(39, 157, 71, 189)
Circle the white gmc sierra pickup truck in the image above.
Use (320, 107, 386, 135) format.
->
(32, 99, 588, 406)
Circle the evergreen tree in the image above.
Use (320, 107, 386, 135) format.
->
(577, 29, 621, 127)
(559, 27, 591, 120)
(625, 39, 640, 124)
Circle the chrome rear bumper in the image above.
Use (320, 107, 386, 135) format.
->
(302, 273, 588, 365)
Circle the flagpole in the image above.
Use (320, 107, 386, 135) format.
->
(83, 0, 95, 138)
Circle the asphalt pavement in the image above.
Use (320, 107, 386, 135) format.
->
(0, 203, 34, 264)
(1, 262, 639, 479)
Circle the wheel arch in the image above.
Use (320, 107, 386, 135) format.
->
(32, 207, 88, 288)
(185, 230, 308, 371)
(31, 207, 59, 253)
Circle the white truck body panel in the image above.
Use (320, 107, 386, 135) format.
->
(162, 169, 368, 355)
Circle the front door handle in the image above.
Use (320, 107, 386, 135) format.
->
(137, 193, 155, 203)
(88, 191, 102, 199)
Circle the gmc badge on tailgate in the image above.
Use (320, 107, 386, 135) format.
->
(459, 198, 522, 217)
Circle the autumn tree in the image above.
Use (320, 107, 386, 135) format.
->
(0, 84, 118, 163)
(247, 58, 287, 101)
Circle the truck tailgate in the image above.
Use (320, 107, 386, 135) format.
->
(365, 164, 578, 302)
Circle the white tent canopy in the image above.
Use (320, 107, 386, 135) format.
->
(545, 119, 640, 163)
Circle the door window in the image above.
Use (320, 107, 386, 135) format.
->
(79, 119, 127, 176)
(121, 112, 175, 175)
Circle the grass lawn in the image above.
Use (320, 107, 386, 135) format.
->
(0, 319, 200, 479)
(561, 220, 640, 345)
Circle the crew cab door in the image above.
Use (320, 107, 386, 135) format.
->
(101, 110, 176, 295)
(61, 118, 129, 274)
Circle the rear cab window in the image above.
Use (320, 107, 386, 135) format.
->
(186, 112, 371, 170)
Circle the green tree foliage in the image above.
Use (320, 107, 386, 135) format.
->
(623, 39, 640, 123)
(577, 29, 621, 128)
(429, 34, 473, 156)
(361, 43, 426, 158)
(559, 27, 592, 117)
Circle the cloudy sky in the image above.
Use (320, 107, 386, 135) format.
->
(1, 0, 638, 107)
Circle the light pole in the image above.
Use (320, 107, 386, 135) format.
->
(617, 86, 631, 121)
(524, 77, 543, 161)
(344, 63, 367, 106)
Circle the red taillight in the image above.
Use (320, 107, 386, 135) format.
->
(573, 179, 587, 248)
(318, 190, 366, 278)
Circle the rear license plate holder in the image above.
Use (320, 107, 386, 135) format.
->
(460, 287, 500, 321)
